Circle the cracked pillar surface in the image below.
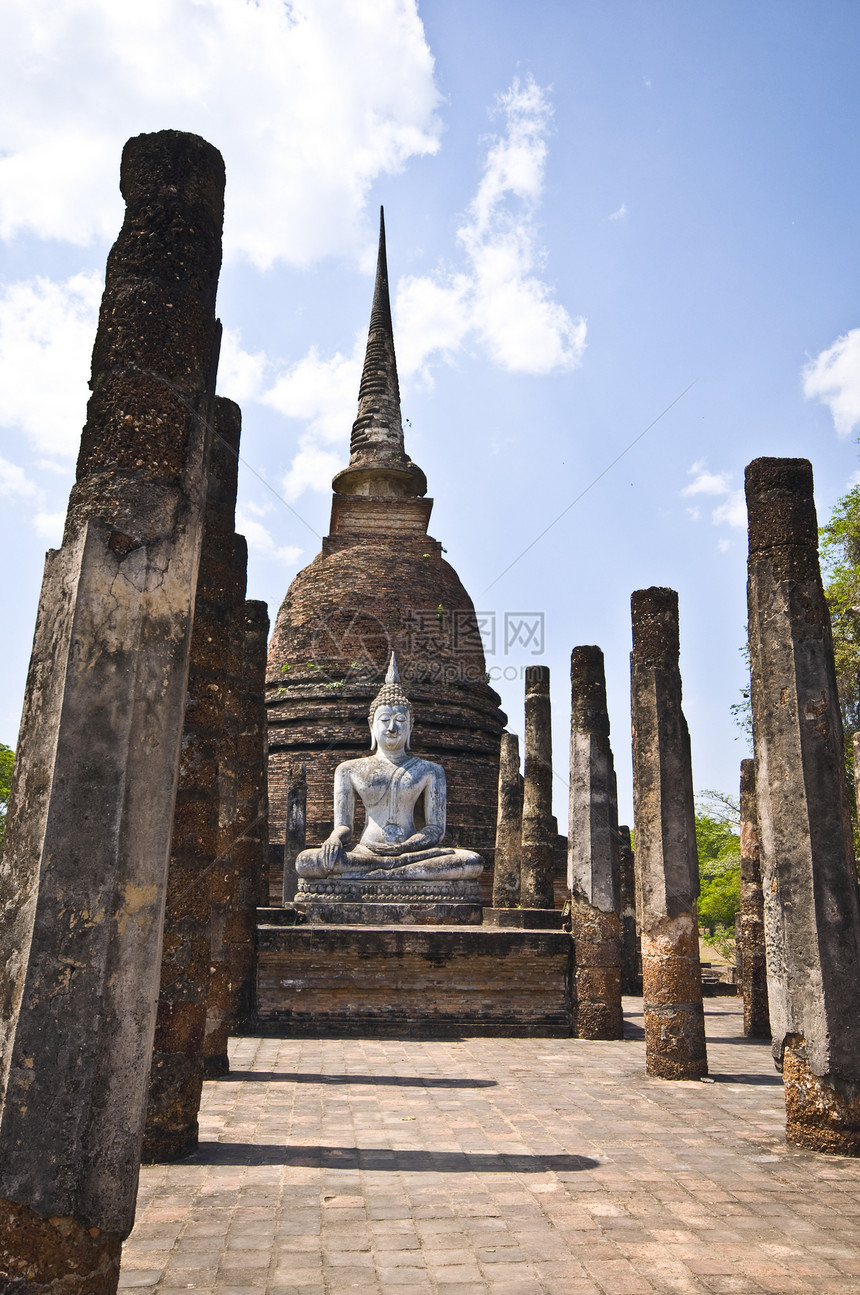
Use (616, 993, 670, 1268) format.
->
(520, 666, 556, 909)
(568, 646, 623, 1039)
(739, 758, 770, 1041)
(618, 825, 640, 995)
(630, 587, 707, 1080)
(491, 732, 523, 908)
(202, 539, 249, 1078)
(0, 130, 224, 1289)
(143, 396, 242, 1164)
(282, 762, 308, 905)
(746, 457, 860, 1154)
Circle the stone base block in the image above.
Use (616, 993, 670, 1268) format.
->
(0, 1198, 122, 1293)
(256, 924, 574, 1034)
(783, 1045, 860, 1156)
(296, 877, 481, 904)
(294, 878, 483, 926)
(299, 901, 482, 925)
(483, 908, 563, 929)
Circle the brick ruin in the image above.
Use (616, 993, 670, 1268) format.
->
(266, 212, 506, 906)
(2, 122, 860, 1294)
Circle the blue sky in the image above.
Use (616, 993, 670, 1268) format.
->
(2, 0, 859, 826)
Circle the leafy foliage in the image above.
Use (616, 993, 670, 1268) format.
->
(695, 790, 741, 937)
(0, 744, 13, 850)
(820, 484, 860, 743)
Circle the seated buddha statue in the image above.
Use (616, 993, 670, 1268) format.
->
(296, 655, 483, 882)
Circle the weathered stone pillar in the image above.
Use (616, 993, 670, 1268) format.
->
(568, 646, 623, 1039)
(202, 537, 248, 1078)
(0, 130, 224, 1289)
(282, 762, 308, 905)
(491, 732, 523, 908)
(520, 666, 555, 909)
(746, 457, 860, 1154)
(630, 587, 707, 1080)
(142, 396, 241, 1164)
(739, 758, 770, 1040)
(853, 733, 860, 830)
(618, 825, 640, 994)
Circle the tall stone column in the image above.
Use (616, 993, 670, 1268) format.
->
(282, 762, 308, 905)
(491, 732, 523, 908)
(630, 588, 707, 1080)
(618, 826, 640, 994)
(0, 131, 224, 1289)
(143, 397, 241, 1164)
(853, 733, 860, 829)
(739, 758, 770, 1040)
(520, 666, 556, 909)
(203, 540, 249, 1077)
(568, 646, 623, 1039)
(746, 457, 860, 1154)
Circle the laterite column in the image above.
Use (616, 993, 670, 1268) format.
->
(491, 732, 523, 908)
(630, 587, 707, 1080)
(739, 758, 770, 1040)
(746, 457, 860, 1153)
(568, 646, 623, 1038)
(0, 130, 224, 1288)
(520, 666, 555, 909)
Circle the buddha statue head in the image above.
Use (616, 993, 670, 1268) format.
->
(368, 653, 413, 753)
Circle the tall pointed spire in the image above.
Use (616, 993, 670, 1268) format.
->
(351, 208, 403, 460)
(332, 208, 426, 499)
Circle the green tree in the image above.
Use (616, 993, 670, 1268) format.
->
(820, 484, 860, 742)
(0, 743, 13, 850)
(695, 790, 741, 938)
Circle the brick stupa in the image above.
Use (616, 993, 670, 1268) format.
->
(266, 211, 506, 901)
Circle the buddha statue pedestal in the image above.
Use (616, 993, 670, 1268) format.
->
(292, 655, 484, 926)
(296, 877, 482, 925)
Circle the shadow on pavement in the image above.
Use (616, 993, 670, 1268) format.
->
(188, 1143, 600, 1173)
(216, 1072, 497, 1088)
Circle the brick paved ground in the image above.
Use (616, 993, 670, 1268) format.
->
(119, 998, 860, 1294)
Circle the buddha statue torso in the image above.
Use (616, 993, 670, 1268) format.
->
(295, 657, 482, 883)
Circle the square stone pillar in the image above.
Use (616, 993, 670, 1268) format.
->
(630, 587, 707, 1080)
(520, 666, 555, 909)
(746, 457, 860, 1154)
(0, 130, 224, 1289)
(739, 758, 770, 1040)
(491, 732, 523, 908)
(282, 761, 308, 905)
(618, 825, 640, 995)
(568, 646, 623, 1039)
(143, 396, 242, 1164)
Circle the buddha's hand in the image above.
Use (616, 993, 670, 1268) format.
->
(370, 841, 406, 856)
(320, 838, 347, 874)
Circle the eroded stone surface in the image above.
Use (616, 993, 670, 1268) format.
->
(630, 587, 707, 1080)
(0, 1200, 122, 1294)
(746, 457, 860, 1153)
(784, 1043, 860, 1156)
(520, 666, 555, 910)
(491, 732, 522, 908)
(739, 757, 770, 1040)
(0, 129, 224, 1275)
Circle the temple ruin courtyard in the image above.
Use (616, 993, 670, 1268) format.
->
(118, 998, 860, 1295)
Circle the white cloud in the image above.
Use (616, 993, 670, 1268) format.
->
(262, 342, 363, 498)
(33, 511, 66, 545)
(394, 76, 586, 381)
(0, 273, 101, 457)
(0, 0, 441, 268)
(717, 537, 732, 553)
(0, 456, 38, 500)
(609, 203, 629, 222)
(803, 327, 860, 438)
(683, 463, 732, 496)
(217, 328, 266, 403)
(682, 460, 745, 529)
(712, 490, 746, 528)
(235, 507, 302, 565)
